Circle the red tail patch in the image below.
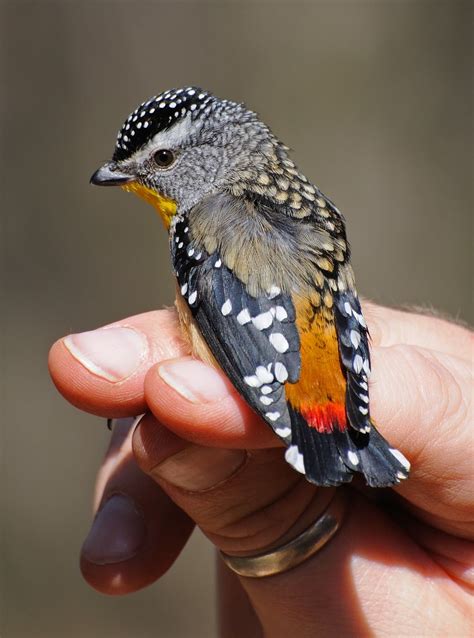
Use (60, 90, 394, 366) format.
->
(301, 403, 347, 433)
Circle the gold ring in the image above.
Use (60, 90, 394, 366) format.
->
(220, 489, 348, 578)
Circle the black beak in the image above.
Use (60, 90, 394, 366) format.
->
(90, 163, 135, 186)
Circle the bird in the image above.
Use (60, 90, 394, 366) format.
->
(90, 87, 410, 487)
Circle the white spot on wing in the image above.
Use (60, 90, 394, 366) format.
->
(268, 285, 281, 299)
(221, 299, 232, 316)
(350, 329, 361, 349)
(214, 259, 222, 268)
(261, 385, 272, 395)
(244, 375, 261, 388)
(255, 366, 274, 384)
(265, 411, 281, 422)
(353, 354, 363, 374)
(275, 426, 291, 438)
(359, 406, 368, 415)
(259, 396, 273, 405)
(237, 308, 251, 325)
(252, 311, 273, 330)
(180, 283, 188, 295)
(269, 333, 289, 353)
(274, 306, 288, 321)
(188, 291, 197, 304)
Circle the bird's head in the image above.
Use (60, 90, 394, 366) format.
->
(91, 87, 295, 228)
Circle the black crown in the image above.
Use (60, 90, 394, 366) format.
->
(112, 87, 212, 161)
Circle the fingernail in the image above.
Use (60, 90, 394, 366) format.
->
(152, 446, 246, 491)
(158, 358, 231, 403)
(82, 494, 145, 565)
(64, 327, 147, 382)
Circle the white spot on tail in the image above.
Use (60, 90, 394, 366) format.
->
(285, 445, 306, 474)
(389, 448, 411, 471)
(347, 451, 359, 466)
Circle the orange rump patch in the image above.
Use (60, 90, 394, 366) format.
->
(285, 294, 347, 433)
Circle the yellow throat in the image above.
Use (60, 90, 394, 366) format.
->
(122, 182, 177, 229)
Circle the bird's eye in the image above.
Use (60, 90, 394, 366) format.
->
(153, 149, 175, 168)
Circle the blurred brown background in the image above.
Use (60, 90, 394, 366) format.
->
(1, 1, 471, 637)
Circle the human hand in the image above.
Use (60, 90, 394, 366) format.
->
(48, 305, 473, 636)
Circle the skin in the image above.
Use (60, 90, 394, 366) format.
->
(48, 303, 473, 637)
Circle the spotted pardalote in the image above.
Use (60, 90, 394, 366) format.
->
(91, 87, 410, 487)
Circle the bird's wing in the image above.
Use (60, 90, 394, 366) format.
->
(333, 290, 372, 433)
(172, 216, 300, 445)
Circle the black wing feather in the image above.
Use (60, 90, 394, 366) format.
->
(172, 216, 299, 445)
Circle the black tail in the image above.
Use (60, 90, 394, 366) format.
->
(287, 408, 410, 488)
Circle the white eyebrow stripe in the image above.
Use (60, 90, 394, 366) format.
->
(121, 113, 198, 166)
